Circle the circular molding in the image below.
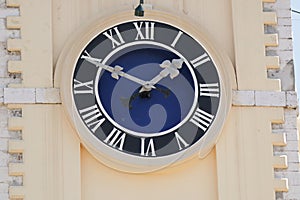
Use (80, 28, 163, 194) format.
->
(55, 10, 235, 173)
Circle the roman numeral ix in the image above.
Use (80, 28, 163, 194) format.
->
(73, 79, 94, 94)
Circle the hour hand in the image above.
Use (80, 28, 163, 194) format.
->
(148, 58, 184, 86)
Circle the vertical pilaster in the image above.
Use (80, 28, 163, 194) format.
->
(216, 0, 292, 199)
(7, 0, 53, 88)
(5, 1, 74, 200)
(216, 107, 284, 200)
(8, 105, 81, 200)
(231, 0, 280, 91)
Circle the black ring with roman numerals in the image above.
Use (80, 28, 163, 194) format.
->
(72, 20, 221, 158)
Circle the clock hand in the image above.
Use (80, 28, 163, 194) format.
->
(81, 52, 153, 88)
(146, 58, 184, 88)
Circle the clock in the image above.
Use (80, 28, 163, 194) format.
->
(58, 12, 233, 173)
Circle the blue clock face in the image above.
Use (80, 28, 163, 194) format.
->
(97, 44, 196, 136)
(72, 20, 221, 158)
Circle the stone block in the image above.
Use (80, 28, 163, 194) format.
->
(265, 56, 280, 69)
(264, 1, 291, 11)
(0, 88, 3, 104)
(274, 178, 289, 192)
(0, 151, 8, 167)
(283, 109, 298, 129)
(277, 17, 292, 27)
(277, 25, 292, 39)
(274, 151, 300, 163)
(0, 139, 7, 151)
(232, 90, 255, 106)
(285, 129, 299, 141)
(284, 141, 300, 151)
(0, 167, 8, 182)
(286, 91, 298, 108)
(0, 193, 8, 200)
(283, 191, 300, 200)
(0, 19, 5, 30)
(36, 88, 61, 104)
(283, 172, 300, 186)
(276, 9, 292, 18)
(0, 8, 19, 18)
(264, 34, 278, 46)
(263, 12, 277, 25)
(0, 183, 8, 193)
(255, 91, 286, 106)
(3, 88, 35, 104)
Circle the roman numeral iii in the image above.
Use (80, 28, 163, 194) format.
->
(200, 83, 220, 98)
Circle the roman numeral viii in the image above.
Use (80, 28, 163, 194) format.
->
(190, 108, 214, 132)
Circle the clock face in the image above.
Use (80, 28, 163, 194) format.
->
(70, 19, 225, 170)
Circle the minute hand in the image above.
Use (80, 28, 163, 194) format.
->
(81, 55, 149, 87)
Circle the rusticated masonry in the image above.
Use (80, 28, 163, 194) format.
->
(3, 0, 54, 199)
(264, 0, 300, 199)
(0, 0, 23, 199)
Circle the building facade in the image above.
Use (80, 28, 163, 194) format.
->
(0, 0, 299, 199)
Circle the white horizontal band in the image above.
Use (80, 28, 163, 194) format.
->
(1, 88, 297, 108)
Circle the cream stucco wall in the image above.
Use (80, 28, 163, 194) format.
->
(52, 0, 235, 65)
(81, 148, 218, 200)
